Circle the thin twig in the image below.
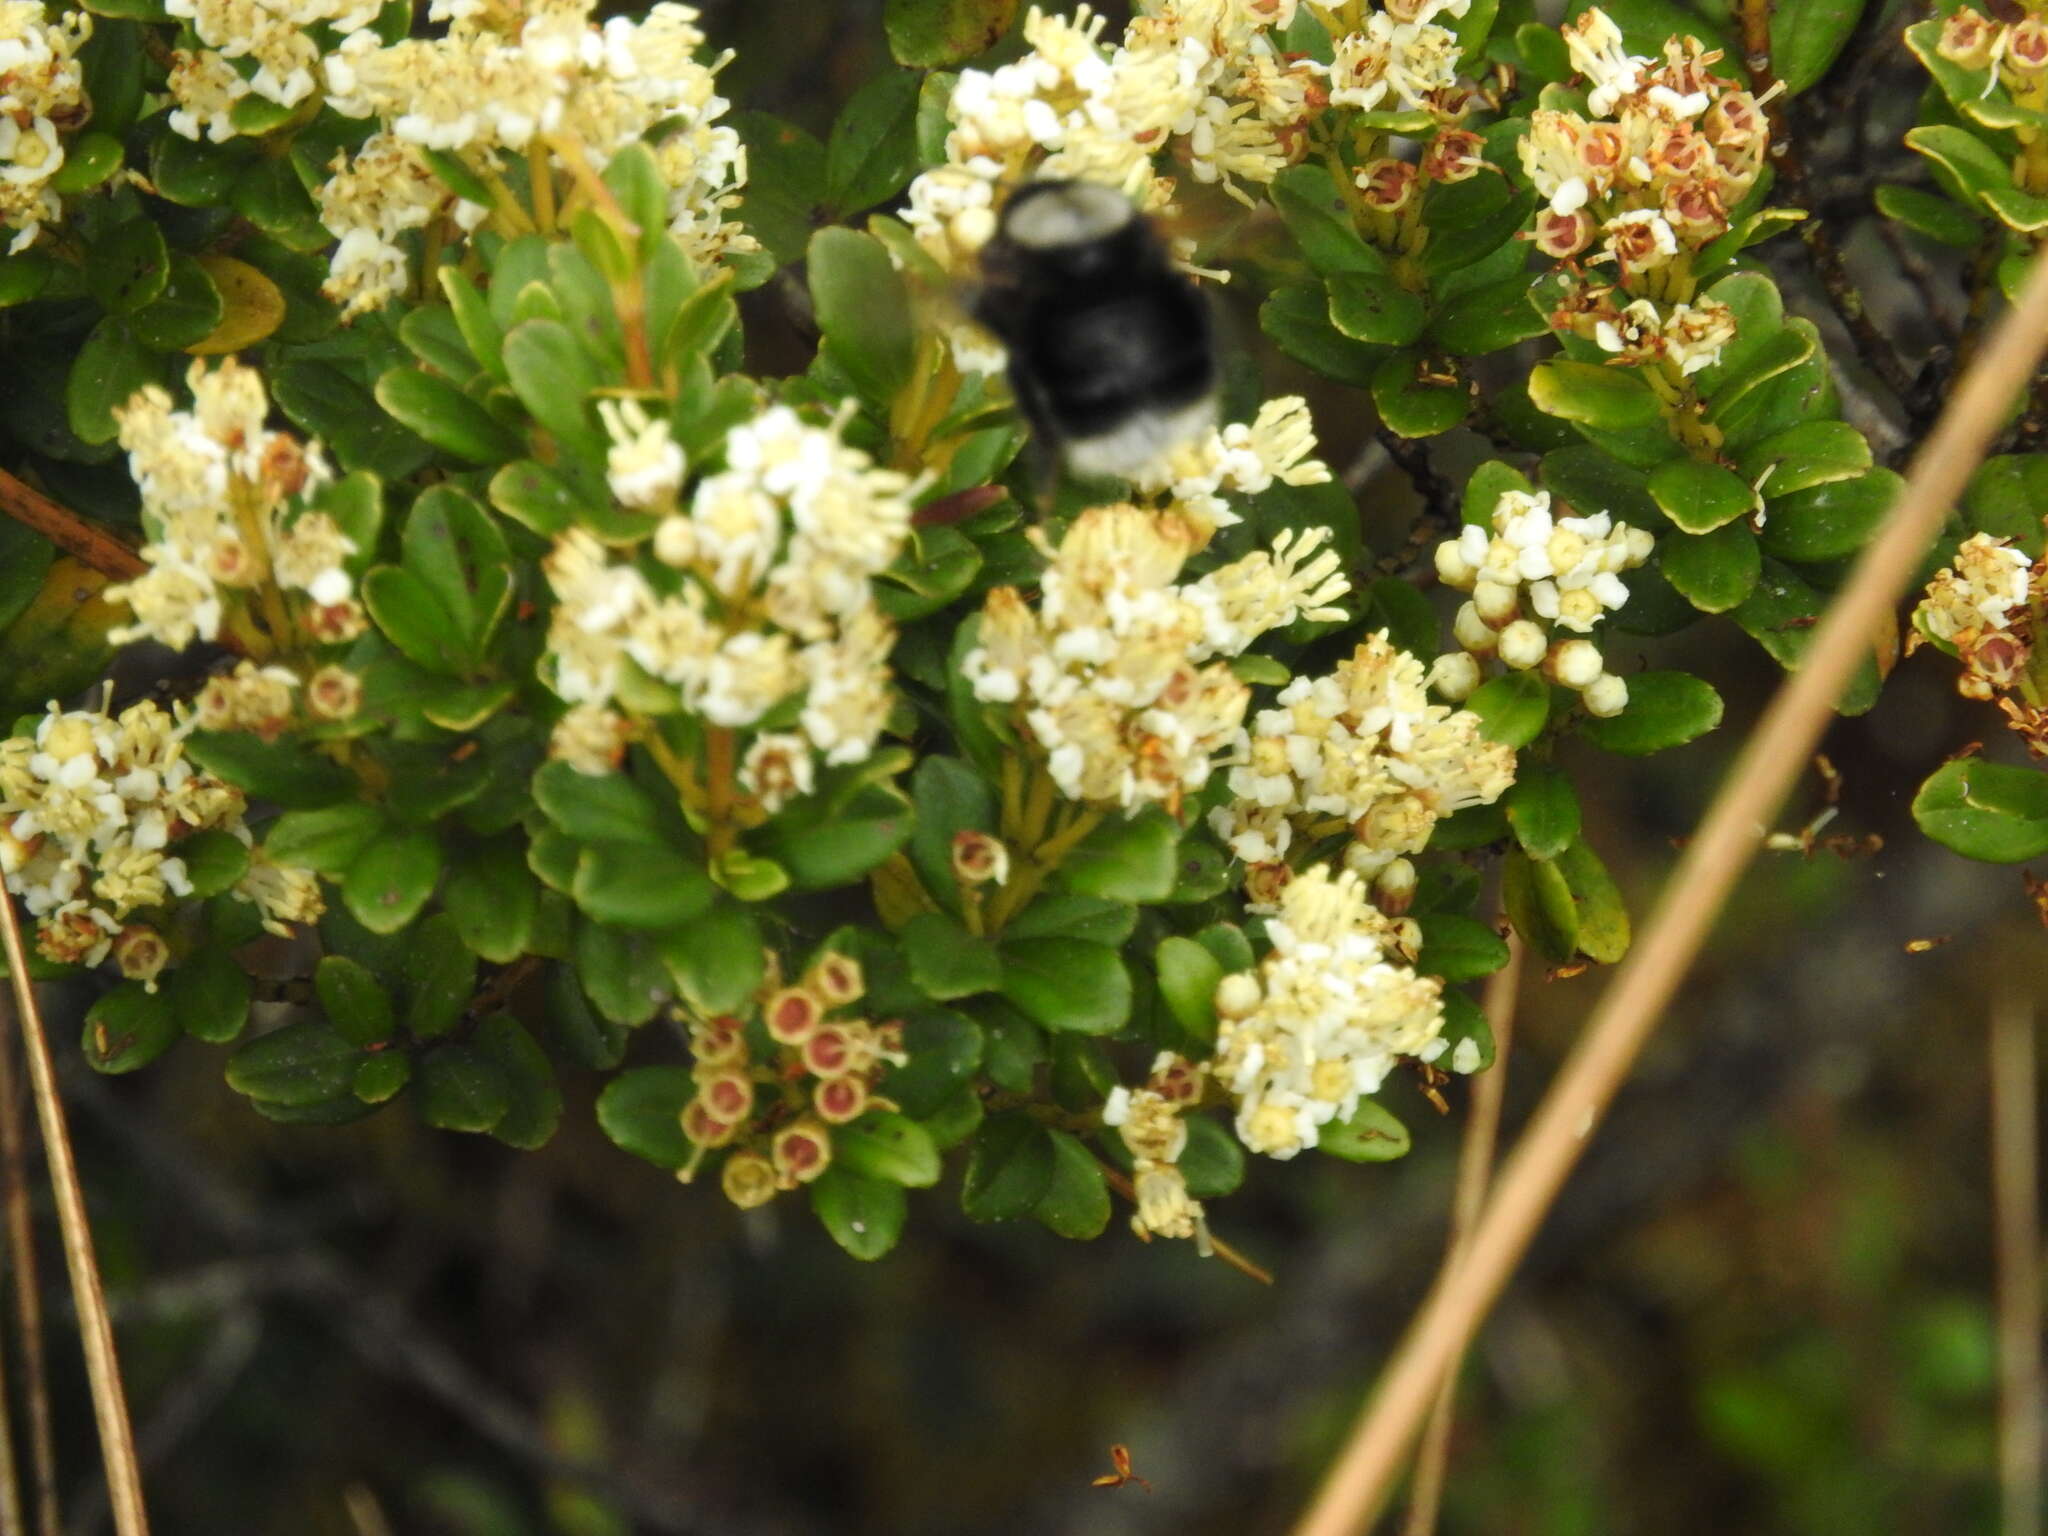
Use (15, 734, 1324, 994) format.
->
(1991, 990, 2041, 1536)
(1372, 429, 1457, 573)
(0, 472, 143, 583)
(1401, 931, 1523, 1536)
(1097, 1163, 1274, 1285)
(0, 899, 150, 1536)
(1287, 244, 2048, 1536)
(0, 964, 60, 1536)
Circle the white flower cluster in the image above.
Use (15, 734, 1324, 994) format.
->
(963, 503, 1349, 811)
(1326, 0, 1470, 115)
(307, 0, 753, 315)
(1518, 7, 1771, 274)
(1918, 534, 2032, 644)
(0, 0, 90, 253)
(0, 698, 321, 978)
(1102, 1052, 1210, 1247)
(1430, 487, 1653, 718)
(542, 405, 916, 801)
(904, 0, 1325, 283)
(108, 359, 357, 656)
(1212, 866, 1449, 1160)
(1212, 631, 1516, 881)
(1559, 290, 1739, 377)
(162, 0, 379, 141)
(1126, 395, 1332, 535)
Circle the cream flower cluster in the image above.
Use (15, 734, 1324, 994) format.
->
(1126, 395, 1332, 534)
(0, 698, 321, 979)
(1551, 288, 1739, 376)
(108, 359, 357, 657)
(1212, 866, 1447, 1160)
(310, 0, 753, 314)
(1430, 488, 1653, 718)
(0, 0, 90, 253)
(1102, 1053, 1210, 1247)
(1325, 0, 1470, 116)
(904, 0, 1322, 282)
(162, 0, 379, 141)
(1914, 532, 2038, 701)
(1519, 8, 1770, 276)
(962, 504, 1349, 811)
(1211, 631, 1516, 881)
(542, 404, 916, 796)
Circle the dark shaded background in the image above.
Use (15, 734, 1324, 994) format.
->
(11, 2, 2046, 1533)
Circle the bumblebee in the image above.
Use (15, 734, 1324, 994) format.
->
(971, 180, 1219, 479)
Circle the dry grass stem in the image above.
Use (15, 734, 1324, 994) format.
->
(1289, 246, 2048, 1536)
(0, 895, 151, 1536)
(0, 471, 143, 583)
(1400, 931, 1524, 1536)
(0, 954, 60, 1536)
(1991, 992, 2041, 1536)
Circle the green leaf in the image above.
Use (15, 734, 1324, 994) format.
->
(808, 227, 913, 407)
(1529, 359, 1663, 431)
(1553, 836, 1630, 963)
(227, 1022, 360, 1105)
(532, 760, 669, 845)
(1541, 445, 1662, 531)
(416, 1044, 510, 1133)
(1259, 283, 1386, 387)
(885, 1007, 983, 1118)
(902, 911, 1003, 1001)
(824, 70, 921, 214)
(961, 1113, 1055, 1221)
(1438, 990, 1496, 1073)
(1702, 326, 1815, 426)
(1759, 468, 1901, 563)
(571, 841, 715, 930)
(87, 218, 168, 316)
(186, 733, 356, 808)
(1192, 922, 1255, 976)
(906, 754, 997, 915)
(1365, 575, 1440, 658)
(1178, 1116, 1244, 1198)
(1911, 758, 2048, 863)
(884, 0, 1016, 65)
(997, 938, 1130, 1035)
(502, 318, 601, 449)
(443, 838, 538, 964)
(1429, 272, 1548, 356)
(400, 483, 513, 654)
(1580, 671, 1723, 755)
(1003, 894, 1136, 945)
(1662, 521, 1761, 613)
(1269, 165, 1388, 278)
(67, 318, 165, 445)
(404, 913, 477, 1040)
(658, 898, 765, 1014)
(1770, 0, 1863, 94)
(544, 961, 630, 1070)
(1906, 124, 2018, 210)
(1734, 560, 1882, 716)
(1466, 670, 1549, 748)
(596, 1065, 693, 1168)
(49, 130, 125, 193)
(1371, 348, 1468, 438)
(399, 303, 479, 384)
(473, 1013, 561, 1149)
(1032, 1130, 1110, 1239)
(83, 983, 179, 1073)
(315, 954, 396, 1047)
(732, 112, 826, 267)
(752, 782, 912, 891)
(1415, 913, 1511, 982)
(342, 828, 441, 935)
(1318, 1098, 1411, 1161)
(1503, 765, 1581, 860)
(1963, 458, 2048, 553)
(166, 945, 250, 1043)
(572, 920, 669, 1026)
(1874, 184, 1984, 248)
(351, 1053, 411, 1104)
(130, 252, 225, 351)
(1737, 420, 1871, 499)
(810, 1168, 908, 1259)
(1502, 847, 1578, 962)
(1057, 808, 1178, 903)
(1327, 274, 1427, 347)
(833, 1111, 942, 1188)
(272, 360, 433, 481)
(374, 368, 524, 465)
(177, 829, 250, 898)
(1154, 936, 1224, 1053)
(1648, 458, 1756, 534)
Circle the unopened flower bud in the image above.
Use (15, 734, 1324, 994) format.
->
(1582, 672, 1630, 717)
(1453, 601, 1498, 655)
(1434, 540, 1475, 588)
(1498, 619, 1548, 670)
(771, 1118, 832, 1186)
(721, 1150, 778, 1209)
(1374, 857, 1418, 916)
(1547, 637, 1605, 690)
(1473, 579, 1520, 627)
(1215, 972, 1263, 1020)
(950, 829, 1010, 886)
(1426, 650, 1481, 701)
(765, 987, 823, 1046)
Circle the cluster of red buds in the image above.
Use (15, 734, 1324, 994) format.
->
(676, 950, 910, 1210)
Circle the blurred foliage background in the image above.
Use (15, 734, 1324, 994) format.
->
(5, 0, 2044, 1532)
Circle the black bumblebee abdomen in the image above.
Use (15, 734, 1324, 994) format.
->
(1011, 284, 1214, 442)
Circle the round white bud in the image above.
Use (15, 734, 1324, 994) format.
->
(1472, 579, 1520, 626)
(1583, 672, 1630, 717)
(1498, 619, 1548, 670)
(1435, 539, 1476, 589)
(1548, 637, 1604, 690)
(1215, 973, 1263, 1019)
(1427, 649, 1481, 701)
(1453, 601, 1497, 655)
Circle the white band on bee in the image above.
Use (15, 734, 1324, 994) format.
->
(1002, 182, 1137, 249)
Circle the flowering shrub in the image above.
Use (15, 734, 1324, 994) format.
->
(0, 0, 2042, 1263)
